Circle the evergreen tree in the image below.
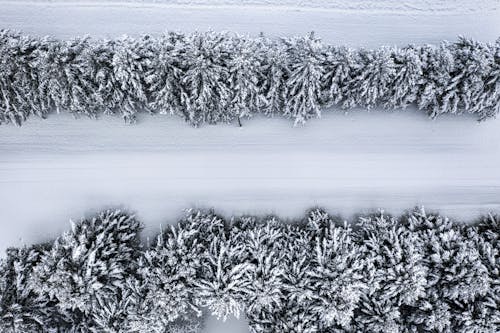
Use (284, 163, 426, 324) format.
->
(306, 210, 367, 330)
(145, 33, 185, 117)
(417, 43, 456, 117)
(180, 32, 231, 125)
(476, 38, 500, 119)
(30, 210, 141, 331)
(194, 236, 251, 321)
(0, 245, 57, 333)
(451, 37, 500, 119)
(405, 208, 494, 332)
(0, 208, 498, 332)
(283, 33, 325, 124)
(127, 224, 202, 332)
(321, 45, 358, 108)
(383, 45, 423, 109)
(226, 35, 266, 124)
(0, 31, 45, 125)
(353, 211, 427, 333)
(112, 35, 154, 122)
(233, 217, 286, 321)
(36, 37, 98, 118)
(349, 48, 396, 109)
(85, 39, 121, 117)
(260, 37, 288, 117)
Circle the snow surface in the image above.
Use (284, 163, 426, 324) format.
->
(0, 1, 499, 332)
(1, 1, 499, 47)
(10, 0, 500, 13)
(2, 111, 500, 253)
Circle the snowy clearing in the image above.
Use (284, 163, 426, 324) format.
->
(2, 111, 500, 253)
(8, 0, 500, 13)
(0, 1, 499, 47)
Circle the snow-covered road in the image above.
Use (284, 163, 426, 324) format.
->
(2, 111, 500, 252)
(1, 1, 499, 47)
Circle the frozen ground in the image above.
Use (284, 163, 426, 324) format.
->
(0, 1, 499, 47)
(2, 111, 500, 251)
(0, 1, 499, 332)
(11, 0, 500, 13)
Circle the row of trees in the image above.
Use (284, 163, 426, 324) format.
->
(0, 30, 498, 126)
(0, 207, 498, 332)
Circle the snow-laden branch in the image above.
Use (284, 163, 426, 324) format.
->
(0, 30, 499, 126)
(0, 208, 498, 332)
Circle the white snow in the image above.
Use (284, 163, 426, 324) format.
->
(1, 110, 500, 254)
(204, 313, 248, 333)
(0, 1, 499, 331)
(0, 1, 499, 47)
(9, 0, 500, 13)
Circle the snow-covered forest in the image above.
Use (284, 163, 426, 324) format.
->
(1, 31, 499, 126)
(0, 0, 499, 332)
(0, 208, 498, 332)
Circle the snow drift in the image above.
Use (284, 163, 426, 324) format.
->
(0, 208, 498, 332)
(1, 30, 499, 126)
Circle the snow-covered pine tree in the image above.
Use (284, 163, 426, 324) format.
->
(349, 48, 397, 109)
(0, 208, 497, 331)
(179, 209, 227, 248)
(248, 300, 319, 333)
(193, 236, 251, 321)
(456, 214, 500, 333)
(127, 224, 203, 332)
(476, 38, 500, 119)
(0, 31, 26, 125)
(35, 37, 94, 117)
(450, 37, 499, 119)
(477, 212, 500, 244)
(112, 35, 153, 122)
(268, 223, 321, 332)
(321, 45, 358, 109)
(86, 39, 124, 117)
(231, 217, 286, 321)
(179, 32, 232, 125)
(283, 33, 326, 125)
(353, 211, 427, 333)
(404, 208, 494, 332)
(0, 31, 45, 125)
(145, 33, 185, 118)
(305, 209, 367, 330)
(0, 245, 58, 333)
(417, 42, 457, 117)
(226, 35, 266, 125)
(175, 210, 253, 322)
(246, 237, 319, 333)
(91, 286, 138, 333)
(1, 31, 499, 125)
(260, 37, 288, 117)
(383, 45, 423, 109)
(29, 210, 142, 331)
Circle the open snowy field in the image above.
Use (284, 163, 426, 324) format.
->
(0, 1, 499, 331)
(1, 1, 499, 47)
(2, 110, 500, 251)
